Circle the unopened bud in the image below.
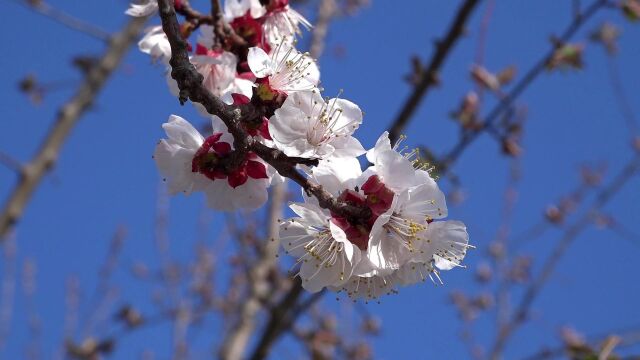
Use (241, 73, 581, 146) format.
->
(180, 21, 196, 39)
(501, 138, 522, 157)
(475, 262, 492, 283)
(547, 43, 584, 71)
(488, 241, 505, 260)
(632, 136, 640, 152)
(545, 205, 564, 224)
(622, 0, 640, 22)
(497, 65, 517, 86)
(471, 65, 500, 91)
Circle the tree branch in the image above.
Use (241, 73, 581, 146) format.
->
(387, 0, 483, 144)
(175, 0, 213, 25)
(0, 16, 148, 240)
(247, 277, 306, 360)
(218, 182, 286, 360)
(441, 0, 610, 169)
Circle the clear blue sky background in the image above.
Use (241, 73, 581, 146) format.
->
(1, 0, 639, 359)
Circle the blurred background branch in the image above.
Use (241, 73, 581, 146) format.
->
(0, 16, 147, 240)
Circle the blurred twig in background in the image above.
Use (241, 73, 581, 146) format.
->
(0, 16, 148, 240)
(10, 0, 111, 41)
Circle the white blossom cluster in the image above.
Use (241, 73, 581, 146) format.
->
(129, 0, 470, 300)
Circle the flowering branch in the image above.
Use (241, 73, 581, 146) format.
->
(156, 0, 372, 221)
(210, 0, 226, 47)
(149, 1, 467, 356)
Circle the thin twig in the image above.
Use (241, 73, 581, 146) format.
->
(0, 152, 22, 174)
(81, 227, 127, 338)
(177, 0, 211, 21)
(474, 0, 495, 69)
(473, 0, 495, 100)
(0, 235, 17, 347)
(210, 0, 226, 48)
(521, 326, 640, 360)
(488, 154, 640, 359)
(494, 160, 521, 331)
(11, 0, 111, 41)
(22, 258, 42, 359)
(0, 16, 148, 240)
(387, 0, 483, 144)
(606, 56, 638, 137)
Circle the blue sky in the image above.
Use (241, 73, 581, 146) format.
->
(1, 0, 639, 359)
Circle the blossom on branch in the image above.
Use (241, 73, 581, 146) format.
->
(278, 135, 470, 299)
(280, 202, 361, 292)
(167, 46, 253, 108)
(248, 43, 320, 95)
(154, 115, 271, 211)
(269, 90, 365, 159)
(126, 0, 159, 17)
(145, 0, 471, 300)
(263, 1, 312, 47)
(224, 0, 266, 21)
(138, 26, 171, 64)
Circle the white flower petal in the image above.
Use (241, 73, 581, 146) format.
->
(366, 131, 391, 164)
(247, 47, 273, 78)
(126, 1, 158, 17)
(327, 98, 362, 136)
(425, 220, 469, 270)
(330, 136, 366, 158)
(210, 115, 234, 144)
(299, 258, 343, 293)
(162, 115, 204, 151)
(230, 178, 270, 210)
(375, 149, 415, 192)
(309, 157, 362, 197)
(138, 26, 170, 63)
(280, 219, 314, 258)
(290, 202, 328, 227)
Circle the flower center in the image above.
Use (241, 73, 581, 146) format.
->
(192, 133, 268, 188)
(192, 133, 229, 180)
(307, 98, 345, 146)
(268, 43, 315, 92)
(230, 12, 267, 50)
(331, 175, 394, 251)
(266, 0, 289, 13)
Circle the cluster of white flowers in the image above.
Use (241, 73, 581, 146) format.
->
(130, 0, 470, 299)
(281, 134, 470, 300)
